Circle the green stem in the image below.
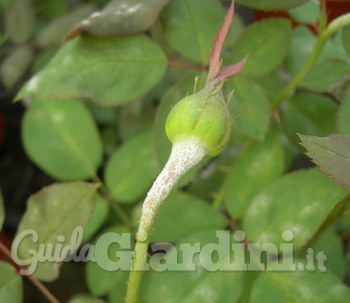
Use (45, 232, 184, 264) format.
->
(324, 12, 350, 40)
(272, 13, 350, 108)
(124, 226, 151, 303)
(272, 12, 350, 109)
(124, 139, 206, 303)
(272, 34, 326, 108)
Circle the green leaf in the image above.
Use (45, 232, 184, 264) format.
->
(253, 71, 282, 101)
(14, 182, 98, 281)
(287, 26, 316, 75)
(39, 0, 68, 19)
(67, 0, 169, 39)
(0, 191, 4, 232)
(151, 191, 226, 242)
(236, 0, 308, 11)
(337, 213, 350, 234)
(301, 59, 350, 92)
(83, 194, 109, 242)
(118, 100, 154, 141)
(0, 262, 22, 303)
(281, 93, 337, 147)
(86, 225, 129, 296)
(250, 261, 350, 303)
(230, 18, 292, 76)
(343, 25, 350, 58)
(0, 46, 33, 89)
(161, 0, 225, 65)
(289, 0, 320, 25)
(5, 0, 35, 44)
(37, 5, 95, 48)
(243, 168, 348, 252)
(187, 153, 233, 202)
(22, 99, 103, 180)
(145, 231, 242, 303)
(101, 127, 119, 155)
(16, 35, 167, 106)
(289, 28, 350, 79)
(231, 76, 271, 140)
(299, 134, 350, 191)
(319, 32, 350, 63)
(223, 132, 285, 219)
(227, 14, 245, 46)
(104, 131, 160, 204)
(338, 93, 350, 134)
(89, 103, 118, 126)
(312, 228, 346, 279)
(69, 294, 106, 303)
(31, 49, 57, 74)
(0, 35, 8, 47)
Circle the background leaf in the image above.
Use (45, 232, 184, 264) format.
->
(338, 92, 350, 134)
(0, 262, 22, 303)
(14, 182, 98, 281)
(145, 231, 242, 303)
(86, 225, 129, 296)
(289, 0, 320, 25)
(243, 168, 348, 252)
(104, 131, 160, 204)
(253, 71, 282, 101)
(0, 46, 33, 89)
(301, 59, 350, 92)
(319, 32, 350, 63)
(236, 0, 308, 11)
(286, 28, 348, 77)
(250, 261, 350, 303)
(38, 0, 68, 19)
(17, 35, 167, 106)
(281, 93, 337, 147)
(118, 100, 154, 141)
(230, 18, 292, 76)
(83, 194, 109, 242)
(151, 191, 226, 242)
(312, 228, 346, 279)
(223, 132, 285, 219)
(299, 134, 350, 191)
(230, 76, 271, 140)
(37, 5, 95, 48)
(287, 26, 316, 75)
(67, 0, 169, 39)
(69, 294, 106, 303)
(161, 0, 225, 65)
(22, 99, 103, 180)
(342, 25, 350, 58)
(5, 0, 35, 44)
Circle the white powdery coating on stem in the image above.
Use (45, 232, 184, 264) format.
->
(137, 138, 207, 241)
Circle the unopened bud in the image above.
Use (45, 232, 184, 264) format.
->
(165, 83, 231, 157)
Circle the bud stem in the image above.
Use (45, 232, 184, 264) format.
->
(125, 138, 206, 303)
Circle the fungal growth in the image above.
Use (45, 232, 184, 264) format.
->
(125, 1, 247, 302)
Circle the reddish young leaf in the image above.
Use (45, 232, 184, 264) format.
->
(215, 56, 248, 82)
(207, 0, 235, 83)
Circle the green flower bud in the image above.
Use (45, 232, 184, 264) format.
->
(165, 83, 231, 157)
